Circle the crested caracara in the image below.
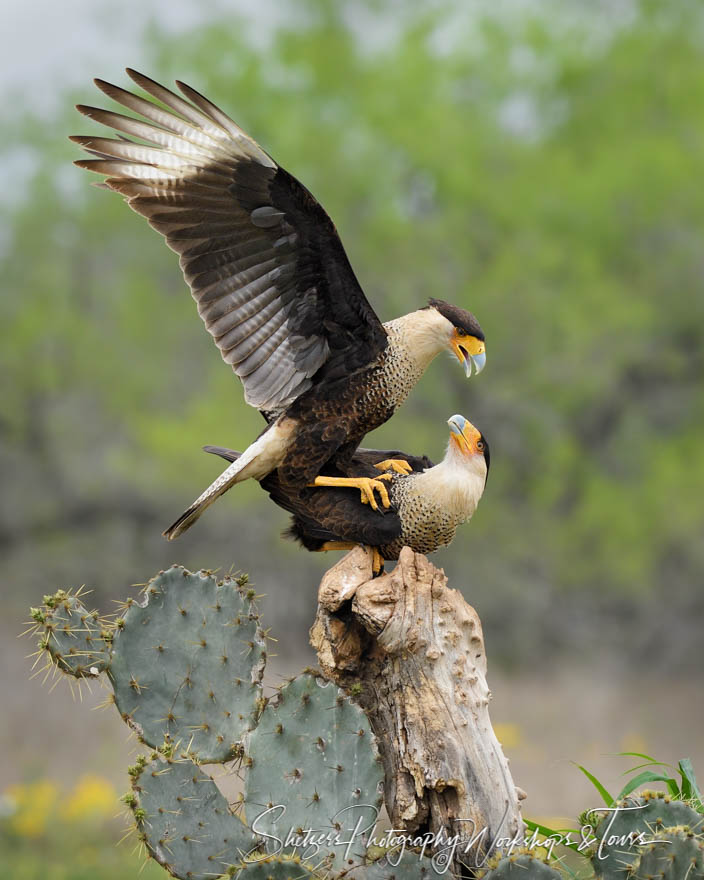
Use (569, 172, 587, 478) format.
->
(72, 71, 486, 539)
(206, 414, 489, 572)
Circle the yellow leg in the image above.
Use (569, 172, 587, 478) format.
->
(374, 459, 413, 475)
(317, 542, 385, 576)
(308, 474, 392, 511)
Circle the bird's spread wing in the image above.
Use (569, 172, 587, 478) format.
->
(72, 70, 387, 412)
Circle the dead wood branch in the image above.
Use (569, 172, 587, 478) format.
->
(310, 546, 524, 874)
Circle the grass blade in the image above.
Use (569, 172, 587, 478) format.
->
(622, 761, 672, 776)
(678, 758, 702, 803)
(574, 763, 614, 806)
(615, 751, 658, 762)
(523, 818, 580, 854)
(617, 771, 677, 801)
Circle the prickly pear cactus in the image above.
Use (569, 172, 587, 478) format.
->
(29, 567, 392, 880)
(630, 827, 704, 880)
(589, 791, 704, 879)
(109, 567, 266, 762)
(31, 588, 110, 676)
(244, 673, 384, 870)
(231, 855, 322, 878)
(128, 753, 253, 879)
(30, 566, 266, 762)
(341, 851, 449, 878)
(477, 851, 563, 879)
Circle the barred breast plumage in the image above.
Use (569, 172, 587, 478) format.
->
(378, 476, 463, 558)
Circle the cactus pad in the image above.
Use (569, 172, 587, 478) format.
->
(590, 791, 704, 879)
(343, 852, 449, 878)
(478, 851, 563, 879)
(33, 588, 111, 676)
(109, 566, 266, 762)
(631, 826, 704, 880)
(231, 854, 322, 878)
(244, 673, 383, 869)
(131, 754, 254, 880)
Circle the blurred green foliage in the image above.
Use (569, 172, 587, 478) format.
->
(1, 0, 702, 663)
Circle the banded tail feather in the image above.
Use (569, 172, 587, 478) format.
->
(163, 421, 294, 539)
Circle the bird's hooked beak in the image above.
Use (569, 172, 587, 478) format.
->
(450, 331, 486, 378)
(448, 414, 483, 456)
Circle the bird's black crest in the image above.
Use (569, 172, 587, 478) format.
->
(428, 298, 484, 341)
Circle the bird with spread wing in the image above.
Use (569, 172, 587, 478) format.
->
(72, 71, 487, 539)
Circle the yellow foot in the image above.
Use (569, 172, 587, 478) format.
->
(371, 547, 384, 575)
(308, 474, 392, 511)
(374, 458, 413, 475)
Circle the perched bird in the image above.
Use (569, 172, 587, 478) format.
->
(205, 414, 489, 572)
(72, 71, 486, 539)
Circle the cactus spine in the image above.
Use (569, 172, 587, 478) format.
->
(31, 587, 111, 676)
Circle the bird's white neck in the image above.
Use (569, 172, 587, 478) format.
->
(410, 443, 487, 524)
(383, 309, 454, 373)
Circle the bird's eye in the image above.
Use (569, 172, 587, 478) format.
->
(476, 440, 484, 450)
(456, 328, 467, 337)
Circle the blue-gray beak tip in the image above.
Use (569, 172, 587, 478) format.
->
(448, 414, 467, 435)
(469, 351, 486, 376)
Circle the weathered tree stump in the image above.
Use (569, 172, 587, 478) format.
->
(310, 546, 524, 875)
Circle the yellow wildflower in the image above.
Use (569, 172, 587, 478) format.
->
(5, 779, 59, 838)
(61, 774, 118, 822)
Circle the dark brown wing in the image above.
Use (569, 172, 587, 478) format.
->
(72, 70, 387, 413)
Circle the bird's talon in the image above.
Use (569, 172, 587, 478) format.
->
(371, 547, 384, 575)
(374, 459, 413, 475)
(370, 478, 391, 509)
(309, 475, 390, 510)
(360, 482, 379, 510)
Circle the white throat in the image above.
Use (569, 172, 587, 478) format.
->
(383, 309, 454, 372)
(412, 443, 487, 523)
